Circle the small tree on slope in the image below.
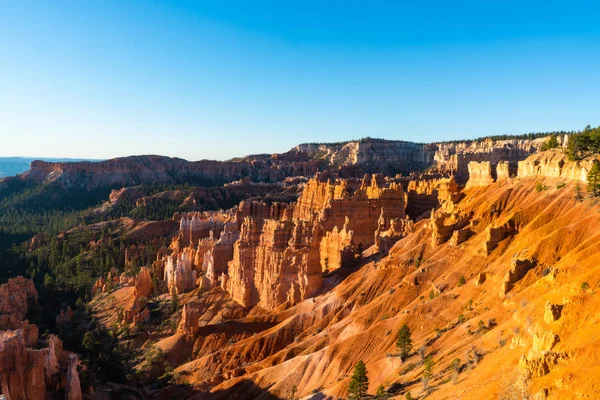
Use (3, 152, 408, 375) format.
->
(396, 323, 413, 359)
(348, 360, 369, 399)
(588, 161, 600, 197)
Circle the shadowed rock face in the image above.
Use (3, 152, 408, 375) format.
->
(20, 155, 325, 189)
(0, 277, 37, 331)
(0, 279, 81, 400)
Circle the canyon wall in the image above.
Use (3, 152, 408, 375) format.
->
(431, 137, 556, 182)
(11, 136, 562, 190)
(465, 151, 600, 187)
(405, 176, 460, 219)
(0, 277, 37, 331)
(0, 278, 81, 400)
(293, 140, 430, 174)
(517, 152, 600, 181)
(18, 154, 325, 189)
(225, 174, 407, 309)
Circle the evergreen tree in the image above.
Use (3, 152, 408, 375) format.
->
(170, 287, 179, 314)
(587, 162, 600, 196)
(541, 134, 559, 151)
(375, 384, 388, 399)
(451, 357, 461, 384)
(348, 360, 369, 399)
(422, 355, 434, 392)
(575, 182, 584, 202)
(396, 323, 412, 359)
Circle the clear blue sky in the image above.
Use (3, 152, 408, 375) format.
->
(1, 1, 599, 160)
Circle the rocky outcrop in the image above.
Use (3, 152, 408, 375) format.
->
(319, 217, 354, 272)
(484, 220, 517, 254)
(164, 251, 196, 294)
(544, 302, 563, 324)
(56, 306, 74, 329)
(226, 218, 322, 309)
(0, 330, 46, 400)
(65, 354, 82, 400)
(0, 277, 81, 400)
(176, 212, 231, 247)
(375, 210, 415, 252)
(449, 227, 473, 247)
(496, 161, 517, 180)
(465, 161, 494, 187)
(122, 267, 153, 324)
(517, 152, 600, 181)
(0, 277, 38, 330)
(178, 304, 201, 336)
(432, 137, 549, 182)
(429, 210, 471, 247)
(200, 230, 239, 290)
(293, 140, 429, 173)
(225, 175, 407, 309)
(134, 267, 153, 299)
(236, 200, 290, 225)
(293, 174, 407, 249)
(405, 177, 459, 219)
(519, 331, 567, 378)
(500, 258, 537, 296)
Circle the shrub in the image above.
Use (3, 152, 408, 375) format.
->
(457, 314, 467, 324)
(458, 275, 466, 287)
(418, 346, 427, 360)
(290, 384, 298, 400)
(581, 282, 591, 291)
(477, 320, 486, 331)
(556, 182, 567, 189)
(535, 182, 548, 192)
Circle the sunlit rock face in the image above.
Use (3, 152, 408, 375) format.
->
(431, 137, 548, 182)
(225, 174, 407, 310)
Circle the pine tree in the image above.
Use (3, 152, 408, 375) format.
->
(587, 162, 600, 196)
(170, 287, 179, 313)
(541, 134, 559, 151)
(396, 324, 412, 359)
(375, 384, 387, 399)
(451, 357, 461, 383)
(422, 355, 434, 392)
(348, 360, 369, 399)
(575, 182, 584, 202)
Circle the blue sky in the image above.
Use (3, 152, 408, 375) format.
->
(1, 1, 599, 160)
